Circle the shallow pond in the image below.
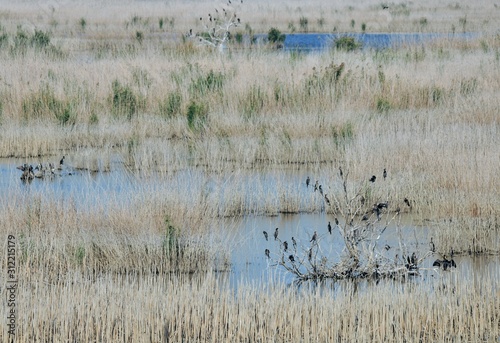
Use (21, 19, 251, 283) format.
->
(1, 158, 498, 290)
(254, 32, 479, 51)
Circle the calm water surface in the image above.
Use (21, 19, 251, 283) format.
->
(1, 158, 497, 291)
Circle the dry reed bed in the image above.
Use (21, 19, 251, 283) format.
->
(0, 0, 497, 36)
(1, 270, 498, 342)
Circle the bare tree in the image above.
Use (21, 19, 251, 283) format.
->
(266, 168, 433, 282)
(189, 2, 243, 52)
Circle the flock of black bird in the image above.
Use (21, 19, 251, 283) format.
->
(16, 156, 68, 182)
(262, 167, 458, 273)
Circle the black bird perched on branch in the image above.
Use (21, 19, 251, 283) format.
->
(383, 168, 387, 180)
(283, 241, 288, 252)
(263, 231, 268, 241)
(430, 237, 435, 253)
(306, 176, 310, 188)
(265, 249, 270, 259)
(328, 221, 332, 234)
(274, 228, 279, 241)
(324, 194, 330, 206)
(59, 155, 65, 166)
(369, 175, 376, 183)
(319, 185, 323, 195)
(292, 237, 297, 250)
(289, 255, 295, 263)
(310, 231, 317, 243)
(377, 202, 388, 209)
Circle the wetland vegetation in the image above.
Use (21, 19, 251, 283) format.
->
(0, 0, 499, 341)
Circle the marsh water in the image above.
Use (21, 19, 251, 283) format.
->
(256, 32, 479, 51)
(1, 157, 498, 291)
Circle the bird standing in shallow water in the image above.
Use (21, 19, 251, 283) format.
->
(263, 231, 268, 241)
(274, 228, 279, 241)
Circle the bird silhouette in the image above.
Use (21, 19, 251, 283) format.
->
(383, 168, 387, 180)
(433, 258, 456, 270)
(369, 175, 376, 183)
(324, 194, 330, 205)
(274, 228, 279, 241)
(335, 217, 339, 226)
(314, 180, 319, 192)
(310, 231, 317, 243)
(265, 249, 270, 259)
(339, 166, 343, 178)
(430, 237, 435, 252)
(263, 231, 268, 241)
(289, 255, 295, 263)
(292, 237, 297, 250)
(328, 222, 332, 234)
(306, 176, 310, 188)
(404, 198, 411, 207)
(319, 185, 323, 195)
(283, 241, 288, 252)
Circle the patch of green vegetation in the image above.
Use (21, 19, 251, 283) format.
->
(111, 80, 139, 120)
(376, 97, 391, 113)
(22, 85, 74, 125)
(267, 27, 286, 48)
(189, 70, 225, 97)
(299, 16, 309, 32)
(75, 246, 86, 266)
(79, 18, 87, 31)
(242, 85, 266, 119)
(334, 36, 362, 51)
(159, 92, 183, 118)
(332, 122, 354, 146)
(186, 100, 208, 131)
(163, 216, 179, 256)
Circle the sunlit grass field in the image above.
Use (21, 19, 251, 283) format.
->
(0, 0, 499, 341)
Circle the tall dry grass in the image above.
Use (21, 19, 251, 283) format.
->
(0, 268, 498, 342)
